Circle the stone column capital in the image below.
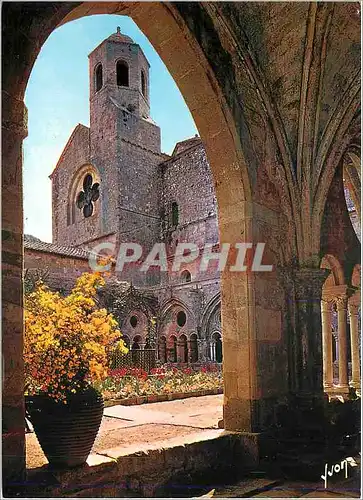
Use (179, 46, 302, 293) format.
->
(293, 268, 330, 300)
(325, 284, 355, 298)
(335, 295, 348, 311)
(321, 299, 332, 312)
(348, 302, 359, 317)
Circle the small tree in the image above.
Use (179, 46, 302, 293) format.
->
(24, 272, 128, 402)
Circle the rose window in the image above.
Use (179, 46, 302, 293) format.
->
(76, 174, 100, 218)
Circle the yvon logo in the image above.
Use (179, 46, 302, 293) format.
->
(321, 457, 358, 489)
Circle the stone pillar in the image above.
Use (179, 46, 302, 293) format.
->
(321, 299, 333, 388)
(197, 339, 202, 362)
(293, 268, 330, 394)
(348, 301, 361, 388)
(197, 338, 207, 362)
(2, 92, 27, 487)
(336, 296, 349, 389)
(187, 341, 192, 363)
(209, 343, 214, 361)
(176, 341, 183, 363)
(333, 332, 338, 361)
(167, 347, 174, 363)
(212, 342, 216, 362)
(332, 331, 339, 382)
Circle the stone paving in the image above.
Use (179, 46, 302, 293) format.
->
(26, 394, 224, 469)
(103, 393, 224, 427)
(25, 394, 360, 498)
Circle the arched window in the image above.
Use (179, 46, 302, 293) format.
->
(177, 310, 187, 327)
(95, 64, 103, 92)
(141, 69, 146, 97)
(131, 335, 142, 365)
(168, 335, 177, 363)
(179, 334, 188, 363)
(116, 60, 129, 87)
(158, 336, 167, 364)
(130, 315, 138, 328)
(171, 202, 179, 226)
(181, 270, 192, 283)
(212, 332, 223, 363)
(131, 335, 141, 350)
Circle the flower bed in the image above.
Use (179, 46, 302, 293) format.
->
(94, 364, 223, 403)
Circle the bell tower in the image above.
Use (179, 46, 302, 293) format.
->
(88, 27, 160, 155)
(52, 28, 163, 270)
(89, 27, 151, 121)
(86, 28, 163, 285)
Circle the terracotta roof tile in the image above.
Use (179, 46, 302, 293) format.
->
(24, 235, 90, 260)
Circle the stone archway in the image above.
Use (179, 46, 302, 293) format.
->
(200, 293, 222, 362)
(320, 254, 361, 395)
(158, 335, 167, 364)
(320, 255, 347, 392)
(189, 333, 199, 363)
(3, 2, 291, 485)
(178, 334, 188, 364)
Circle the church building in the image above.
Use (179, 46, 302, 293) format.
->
(38, 28, 222, 364)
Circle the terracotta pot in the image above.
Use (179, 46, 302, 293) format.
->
(25, 386, 103, 468)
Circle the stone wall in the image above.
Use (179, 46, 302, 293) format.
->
(160, 140, 220, 284)
(24, 249, 90, 294)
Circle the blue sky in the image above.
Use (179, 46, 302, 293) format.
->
(24, 15, 198, 242)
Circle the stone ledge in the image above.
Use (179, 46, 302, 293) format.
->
(14, 429, 255, 497)
(104, 387, 223, 408)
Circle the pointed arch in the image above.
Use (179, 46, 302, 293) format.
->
(159, 297, 194, 321)
(141, 69, 147, 97)
(200, 293, 221, 340)
(116, 59, 129, 87)
(95, 63, 103, 92)
(351, 263, 361, 289)
(320, 254, 345, 287)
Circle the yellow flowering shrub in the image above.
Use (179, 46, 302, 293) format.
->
(24, 272, 128, 402)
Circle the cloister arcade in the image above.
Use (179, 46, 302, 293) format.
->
(321, 257, 361, 397)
